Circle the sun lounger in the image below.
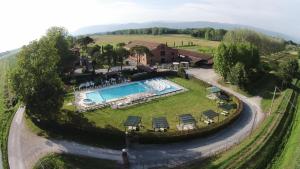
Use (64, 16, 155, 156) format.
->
(204, 120, 210, 124)
(221, 111, 229, 116)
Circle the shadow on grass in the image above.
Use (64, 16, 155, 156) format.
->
(34, 153, 120, 169)
(29, 110, 125, 150)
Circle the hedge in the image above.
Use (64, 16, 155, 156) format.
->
(32, 75, 242, 146)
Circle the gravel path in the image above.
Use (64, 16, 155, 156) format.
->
(7, 68, 264, 169)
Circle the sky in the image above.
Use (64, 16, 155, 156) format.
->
(0, 0, 299, 52)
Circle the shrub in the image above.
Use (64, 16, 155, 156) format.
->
(177, 67, 187, 79)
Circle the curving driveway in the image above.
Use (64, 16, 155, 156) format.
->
(7, 68, 264, 169)
(8, 107, 122, 169)
(128, 68, 264, 168)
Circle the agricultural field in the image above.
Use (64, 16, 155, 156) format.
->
(91, 34, 220, 54)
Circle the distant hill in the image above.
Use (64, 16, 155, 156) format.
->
(72, 21, 298, 42)
(0, 49, 19, 59)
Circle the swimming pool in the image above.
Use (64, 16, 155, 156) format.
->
(85, 78, 182, 104)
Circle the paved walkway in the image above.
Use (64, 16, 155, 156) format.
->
(8, 107, 122, 169)
(7, 68, 264, 169)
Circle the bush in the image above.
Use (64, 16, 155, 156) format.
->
(177, 67, 188, 79)
(278, 59, 299, 86)
(228, 62, 249, 89)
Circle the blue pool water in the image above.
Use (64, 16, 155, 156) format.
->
(85, 79, 181, 104)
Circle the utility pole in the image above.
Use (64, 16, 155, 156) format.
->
(268, 86, 278, 116)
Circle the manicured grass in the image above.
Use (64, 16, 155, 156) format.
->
(33, 153, 119, 169)
(26, 77, 237, 149)
(74, 77, 236, 132)
(92, 34, 220, 49)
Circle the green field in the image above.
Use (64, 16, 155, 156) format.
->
(64, 77, 236, 132)
(91, 34, 220, 54)
(34, 153, 119, 169)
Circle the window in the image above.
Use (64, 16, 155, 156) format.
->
(160, 51, 165, 56)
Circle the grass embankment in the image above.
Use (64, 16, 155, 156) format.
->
(33, 153, 119, 169)
(91, 34, 219, 54)
(270, 87, 300, 169)
(0, 55, 17, 169)
(177, 80, 298, 169)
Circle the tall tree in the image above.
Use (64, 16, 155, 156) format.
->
(88, 45, 102, 73)
(76, 36, 94, 54)
(228, 62, 249, 88)
(45, 27, 77, 75)
(10, 38, 64, 121)
(102, 44, 115, 72)
(115, 44, 129, 70)
(214, 43, 237, 80)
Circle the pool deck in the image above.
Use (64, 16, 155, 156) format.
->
(74, 78, 187, 112)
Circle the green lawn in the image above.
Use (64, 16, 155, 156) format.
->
(33, 154, 119, 169)
(25, 77, 237, 149)
(92, 34, 220, 49)
(65, 77, 236, 132)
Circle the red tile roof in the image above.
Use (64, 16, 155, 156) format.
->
(178, 49, 212, 62)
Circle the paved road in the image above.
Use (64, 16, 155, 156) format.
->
(128, 68, 264, 168)
(7, 68, 264, 169)
(8, 106, 122, 169)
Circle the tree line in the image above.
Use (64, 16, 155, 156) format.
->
(223, 29, 286, 55)
(190, 28, 227, 41)
(214, 37, 298, 89)
(107, 27, 227, 41)
(75, 36, 150, 73)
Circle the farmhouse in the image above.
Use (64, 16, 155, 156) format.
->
(124, 40, 179, 65)
(124, 40, 213, 66)
(178, 49, 213, 67)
